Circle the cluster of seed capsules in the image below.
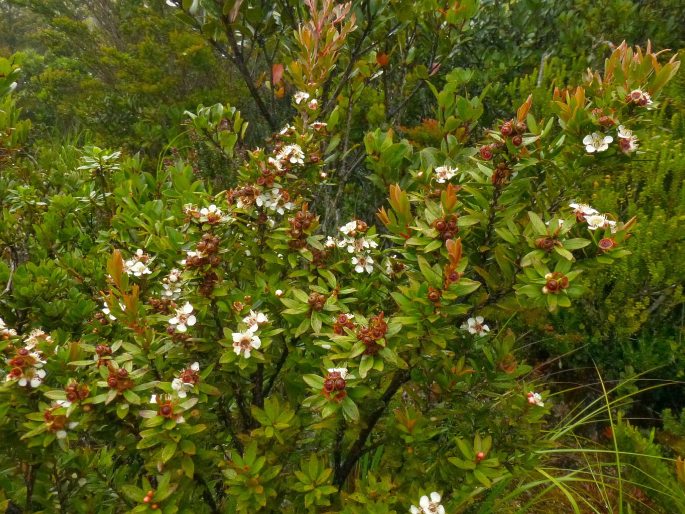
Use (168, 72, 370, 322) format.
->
(307, 292, 327, 312)
(65, 381, 90, 403)
(43, 406, 68, 434)
(288, 204, 317, 249)
(479, 118, 528, 185)
(322, 370, 347, 401)
(356, 312, 388, 355)
(184, 233, 221, 297)
(226, 185, 260, 209)
(106, 365, 134, 392)
(542, 272, 570, 295)
(432, 214, 459, 241)
(142, 489, 160, 510)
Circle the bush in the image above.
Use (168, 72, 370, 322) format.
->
(0, 3, 683, 514)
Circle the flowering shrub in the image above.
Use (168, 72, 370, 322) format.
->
(0, 6, 682, 514)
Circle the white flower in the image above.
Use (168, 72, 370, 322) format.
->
(569, 203, 599, 217)
(308, 99, 319, 110)
(19, 368, 46, 388)
(276, 144, 305, 165)
(102, 301, 117, 321)
(351, 255, 374, 274)
(583, 132, 613, 153)
(123, 249, 152, 277)
(24, 329, 52, 347)
(339, 220, 358, 236)
(168, 302, 197, 333)
(162, 275, 183, 299)
(311, 121, 327, 130)
(129, 261, 151, 277)
(325, 236, 338, 248)
(461, 316, 490, 336)
(410, 491, 445, 514)
(585, 214, 608, 230)
(200, 204, 217, 216)
(345, 237, 378, 254)
(200, 204, 229, 223)
(617, 125, 639, 154)
(0, 317, 17, 337)
(256, 188, 294, 215)
(275, 289, 284, 297)
(172, 378, 192, 398)
(617, 125, 632, 139)
(29, 351, 47, 368)
(434, 165, 458, 183)
(243, 310, 269, 332)
(279, 124, 294, 135)
(293, 91, 310, 105)
(181, 250, 205, 266)
(267, 156, 283, 172)
(627, 89, 652, 106)
(163, 268, 182, 286)
(171, 362, 199, 398)
(327, 367, 348, 379)
(527, 391, 544, 407)
(232, 331, 262, 358)
(149, 394, 158, 404)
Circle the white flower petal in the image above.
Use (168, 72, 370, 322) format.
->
(420, 496, 430, 509)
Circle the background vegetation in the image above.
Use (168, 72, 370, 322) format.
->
(0, 0, 683, 512)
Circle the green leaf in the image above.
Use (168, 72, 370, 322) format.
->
(162, 441, 177, 463)
(450, 279, 481, 296)
(448, 457, 476, 470)
(417, 256, 442, 288)
(359, 355, 374, 379)
(182, 455, 195, 478)
(303, 374, 324, 389)
(528, 212, 548, 234)
(341, 396, 359, 422)
(563, 238, 591, 250)
(473, 469, 492, 487)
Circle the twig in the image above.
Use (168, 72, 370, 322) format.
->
(1, 245, 17, 296)
(333, 369, 410, 487)
(263, 344, 289, 397)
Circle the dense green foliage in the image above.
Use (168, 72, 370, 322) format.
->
(0, 0, 684, 513)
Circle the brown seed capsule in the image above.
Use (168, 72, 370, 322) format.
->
(479, 145, 493, 160)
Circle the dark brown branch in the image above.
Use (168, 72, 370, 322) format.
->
(321, 0, 377, 115)
(333, 417, 347, 477)
(217, 400, 245, 454)
(252, 364, 264, 409)
(264, 344, 289, 397)
(333, 369, 410, 487)
(195, 474, 221, 514)
(222, 16, 278, 131)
